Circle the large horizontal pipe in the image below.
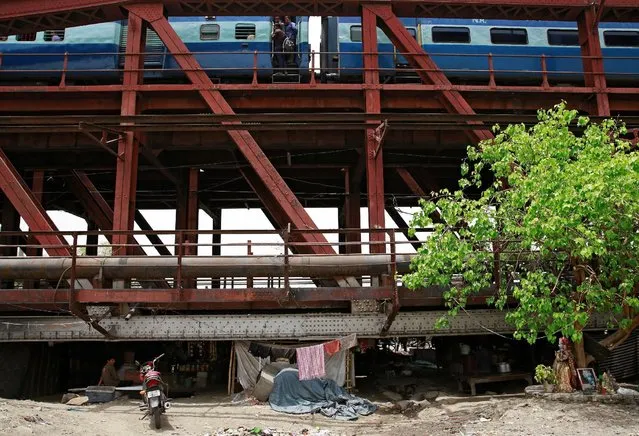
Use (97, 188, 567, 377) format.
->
(0, 254, 414, 280)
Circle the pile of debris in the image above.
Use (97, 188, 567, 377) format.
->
(211, 427, 333, 436)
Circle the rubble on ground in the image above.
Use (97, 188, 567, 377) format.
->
(212, 427, 333, 436)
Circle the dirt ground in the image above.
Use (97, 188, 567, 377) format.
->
(1, 394, 639, 436)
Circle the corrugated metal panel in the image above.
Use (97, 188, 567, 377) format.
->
(595, 329, 639, 380)
(118, 26, 165, 68)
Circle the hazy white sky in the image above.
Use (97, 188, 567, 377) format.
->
(41, 207, 421, 256)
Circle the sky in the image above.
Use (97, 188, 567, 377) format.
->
(40, 207, 422, 257)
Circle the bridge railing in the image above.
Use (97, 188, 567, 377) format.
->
(0, 49, 631, 87)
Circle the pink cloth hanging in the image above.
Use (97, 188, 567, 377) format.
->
(296, 344, 325, 380)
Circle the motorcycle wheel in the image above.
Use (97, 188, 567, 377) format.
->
(153, 407, 161, 429)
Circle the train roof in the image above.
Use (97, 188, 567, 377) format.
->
(334, 17, 639, 29)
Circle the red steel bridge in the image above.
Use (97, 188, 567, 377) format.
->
(0, 0, 635, 340)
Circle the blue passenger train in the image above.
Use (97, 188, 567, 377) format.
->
(0, 16, 638, 84)
(0, 16, 310, 82)
(320, 17, 639, 84)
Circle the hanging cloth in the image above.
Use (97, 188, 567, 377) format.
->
(296, 344, 325, 380)
(323, 339, 341, 356)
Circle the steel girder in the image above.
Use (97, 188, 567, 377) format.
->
(385, 206, 421, 251)
(578, 7, 611, 116)
(362, 7, 386, 253)
(365, 4, 493, 144)
(0, 149, 70, 257)
(135, 210, 172, 256)
(112, 11, 145, 255)
(0, 310, 613, 342)
(2, 1, 639, 37)
(125, 4, 343, 262)
(0, 86, 636, 114)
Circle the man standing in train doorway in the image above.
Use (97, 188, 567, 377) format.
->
(282, 16, 298, 69)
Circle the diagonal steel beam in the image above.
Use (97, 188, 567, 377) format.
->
(125, 3, 339, 259)
(364, 3, 493, 144)
(385, 206, 421, 251)
(240, 168, 355, 288)
(0, 149, 109, 335)
(135, 210, 172, 256)
(0, 148, 70, 257)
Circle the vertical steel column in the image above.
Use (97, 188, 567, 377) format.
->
(344, 164, 362, 254)
(86, 221, 98, 256)
(112, 11, 145, 255)
(210, 208, 221, 289)
(175, 172, 187, 233)
(186, 168, 199, 256)
(577, 7, 610, 116)
(181, 168, 199, 289)
(362, 7, 385, 254)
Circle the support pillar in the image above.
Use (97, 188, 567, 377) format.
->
(112, 11, 145, 255)
(578, 7, 610, 116)
(362, 6, 385, 255)
(86, 221, 98, 256)
(186, 168, 199, 257)
(210, 208, 221, 289)
(343, 164, 362, 255)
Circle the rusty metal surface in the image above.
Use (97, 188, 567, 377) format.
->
(0, 310, 613, 342)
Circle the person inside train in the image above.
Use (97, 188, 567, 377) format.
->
(272, 22, 286, 71)
(282, 16, 298, 68)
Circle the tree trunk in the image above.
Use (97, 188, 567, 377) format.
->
(573, 339, 587, 368)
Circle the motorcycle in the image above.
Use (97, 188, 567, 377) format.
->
(137, 353, 170, 429)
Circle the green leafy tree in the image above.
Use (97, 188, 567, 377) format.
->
(404, 103, 639, 366)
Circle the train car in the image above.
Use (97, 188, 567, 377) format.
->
(0, 22, 123, 83)
(0, 16, 310, 83)
(320, 18, 639, 84)
(163, 16, 310, 82)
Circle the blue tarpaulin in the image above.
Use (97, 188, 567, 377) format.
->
(269, 368, 376, 421)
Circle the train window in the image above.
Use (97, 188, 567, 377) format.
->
(547, 29, 578, 46)
(407, 28, 417, 39)
(490, 28, 528, 45)
(350, 26, 362, 42)
(603, 30, 639, 47)
(235, 24, 256, 40)
(44, 30, 65, 42)
(432, 26, 470, 43)
(16, 33, 36, 42)
(200, 24, 220, 40)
